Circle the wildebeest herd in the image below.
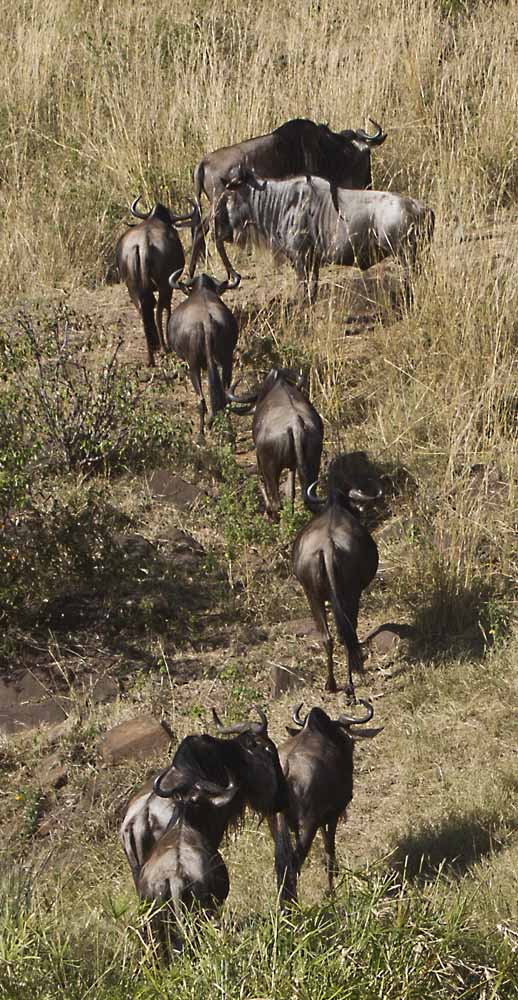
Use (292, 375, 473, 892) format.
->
(117, 116, 434, 955)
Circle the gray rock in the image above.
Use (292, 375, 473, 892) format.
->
(100, 716, 172, 765)
(271, 663, 304, 699)
(148, 470, 206, 509)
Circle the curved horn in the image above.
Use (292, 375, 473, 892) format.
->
(211, 704, 267, 736)
(191, 771, 238, 807)
(153, 765, 188, 798)
(291, 703, 306, 727)
(130, 195, 151, 220)
(225, 383, 259, 405)
(355, 119, 387, 146)
(305, 479, 327, 511)
(348, 484, 383, 503)
(336, 698, 374, 727)
(169, 268, 193, 294)
(217, 271, 241, 295)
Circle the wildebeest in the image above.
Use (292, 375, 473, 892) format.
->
(137, 771, 237, 954)
(269, 700, 382, 902)
(119, 706, 288, 887)
(166, 270, 240, 436)
(227, 368, 324, 519)
(116, 197, 193, 366)
(189, 118, 387, 277)
(292, 456, 382, 696)
(212, 170, 435, 298)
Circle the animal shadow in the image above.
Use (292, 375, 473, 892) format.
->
(391, 809, 517, 882)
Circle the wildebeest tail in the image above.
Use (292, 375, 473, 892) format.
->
(322, 545, 360, 655)
(204, 322, 226, 420)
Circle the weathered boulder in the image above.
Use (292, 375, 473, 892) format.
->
(271, 662, 304, 699)
(100, 716, 173, 765)
(148, 470, 206, 510)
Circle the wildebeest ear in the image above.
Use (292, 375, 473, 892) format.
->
(352, 726, 384, 739)
(285, 727, 300, 736)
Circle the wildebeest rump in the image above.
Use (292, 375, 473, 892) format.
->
(119, 706, 288, 886)
(292, 457, 383, 696)
(269, 700, 382, 902)
(227, 368, 324, 519)
(166, 270, 240, 437)
(189, 117, 387, 277)
(214, 172, 435, 298)
(137, 772, 237, 954)
(116, 198, 192, 365)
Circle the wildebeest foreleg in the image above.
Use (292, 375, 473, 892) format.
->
(188, 215, 211, 277)
(215, 236, 240, 283)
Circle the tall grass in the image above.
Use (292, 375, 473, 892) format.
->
(1, 866, 516, 999)
(0, 0, 517, 292)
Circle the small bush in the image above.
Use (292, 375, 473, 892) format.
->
(0, 305, 187, 487)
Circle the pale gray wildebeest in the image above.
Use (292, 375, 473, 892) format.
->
(116, 197, 193, 365)
(269, 700, 382, 902)
(211, 169, 435, 299)
(137, 771, 237, 955)
(292, 455, 383, 697)
(227, 368, 324, 520)
(189, 117, 387, 277)
(119, 706, 289, 888)
(166, 269, 240, 437)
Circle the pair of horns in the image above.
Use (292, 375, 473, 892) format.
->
(226, 368, 305, 407)
(153, 764, 237, 804)
(306, 479, 383, 509)
(130, 195, 194, 225)
(292, 699, 374, 727)
(211, 704, 268, 736)
(168, 269, 241, 294)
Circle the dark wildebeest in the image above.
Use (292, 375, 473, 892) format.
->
(211, 169, 435, 298)
(189, 117, 387, 277)
(269, 700, 382, 902)
(227, 368, 324, 520)
(119, 706, 289, 888)
(137, 771, 237, 954)
(166, 269, 240, 437)
(116, 197, 193, 365)
(292, 456, 383, 696)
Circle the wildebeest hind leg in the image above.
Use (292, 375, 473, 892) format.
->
(157, 286, 172, 352)
(303, 586, 336, 692)
(321, 816, 339, 893)
(189, 367, 207, 438)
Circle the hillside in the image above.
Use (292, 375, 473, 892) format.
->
(0, 1, 517, 998)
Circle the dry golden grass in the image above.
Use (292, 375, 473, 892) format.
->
(0, 0, 517, 993)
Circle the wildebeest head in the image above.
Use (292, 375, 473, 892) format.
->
(168, 269, 241, 297)
(226, 367, 305, 413)
(211, 705, 289, 815)
(130, 195, 195, 228)
(287, 699, 382, 740)
(306, 452, 384, 514)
